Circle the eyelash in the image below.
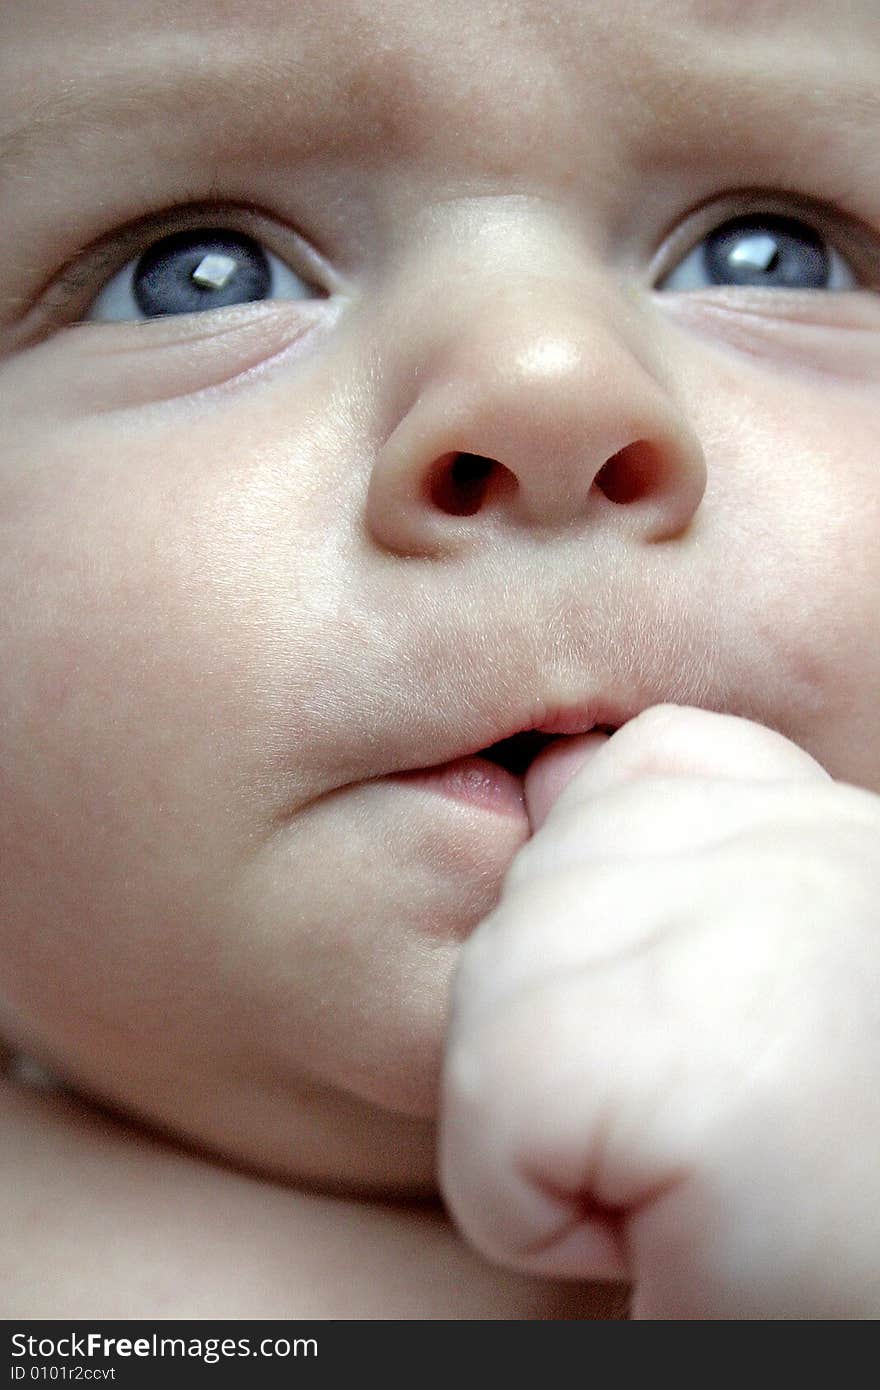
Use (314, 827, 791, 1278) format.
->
(36, 187, 880, 328)
(649, 188, 878, 290)
(39, 197, 332, 325)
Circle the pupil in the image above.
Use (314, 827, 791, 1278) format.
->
(705, 213, 829, 289)
(133, 229, 272, 317)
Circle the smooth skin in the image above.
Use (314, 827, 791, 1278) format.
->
(1, 0, 879, 1316)
(442, 706, 880, 1317)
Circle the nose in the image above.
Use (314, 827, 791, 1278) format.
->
(365, 280, 707, 556)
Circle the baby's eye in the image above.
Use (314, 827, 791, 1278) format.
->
(658, 212, 858, 292)
(85, 227, 316, 322)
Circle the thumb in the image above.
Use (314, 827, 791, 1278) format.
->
(525, 704, 831, 832)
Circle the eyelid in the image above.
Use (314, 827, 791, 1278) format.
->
(37, 200, 339, 325)
(648, 188, 880, 291)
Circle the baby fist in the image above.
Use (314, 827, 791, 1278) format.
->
(440, 705, 880, 1318)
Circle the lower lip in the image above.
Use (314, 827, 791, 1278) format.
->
(388, 755, 527, 817)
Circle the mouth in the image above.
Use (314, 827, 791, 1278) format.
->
(479, 725, 620, 776)
(479, 729, 559, 776)
(387, 720, 623, 827)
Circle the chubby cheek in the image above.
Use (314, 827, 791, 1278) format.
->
(0, 392, 489, 1181)
(0, 469, 241, 1084)
(766, 399, 880, 792)
(684, 359, 880, 794)
(0, 397, 314, 1082)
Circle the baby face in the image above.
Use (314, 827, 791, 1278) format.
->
(1, 0, 879, 1192)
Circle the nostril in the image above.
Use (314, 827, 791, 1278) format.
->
(428, 452, 497, 516)
(595, 440, 663, 505)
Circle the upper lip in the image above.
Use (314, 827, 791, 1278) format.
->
(398, 691, 645, 778)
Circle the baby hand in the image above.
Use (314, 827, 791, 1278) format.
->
(440, 706, 880, 1318)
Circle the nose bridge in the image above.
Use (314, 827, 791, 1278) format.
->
(365, 202, 707, 553)
(393, 197, 635, 395)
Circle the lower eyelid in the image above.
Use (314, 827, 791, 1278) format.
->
(655, 283, 880, 327)
(80, 300, 304, 352)
(655, 286, 880, 385)
(36, 298, 338, 413)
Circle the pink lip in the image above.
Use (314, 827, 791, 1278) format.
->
(389, 754, 527, 817)
(384, 698, 634, 824)
(532, 702, 630, 737)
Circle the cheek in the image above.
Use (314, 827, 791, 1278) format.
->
(0, 385, 462, 1176)
(0, 383, 346, 823)
(0, 398, 327, 1052)
(692, 375, 880, 788)
(763, 391, 880, 782)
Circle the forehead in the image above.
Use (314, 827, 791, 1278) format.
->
(2, 0, 870, 161)
(0, 0, 864, 81)
(0, 0, 838, 30)
(0, 0, 877, 241)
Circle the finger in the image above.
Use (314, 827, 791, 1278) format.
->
(440, 977, 634, 1282)
(514, 704, 837, 873)
(442, 866, 880, 1312)
(525, 730, 611, 832)
(546, 705, 831, 816)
